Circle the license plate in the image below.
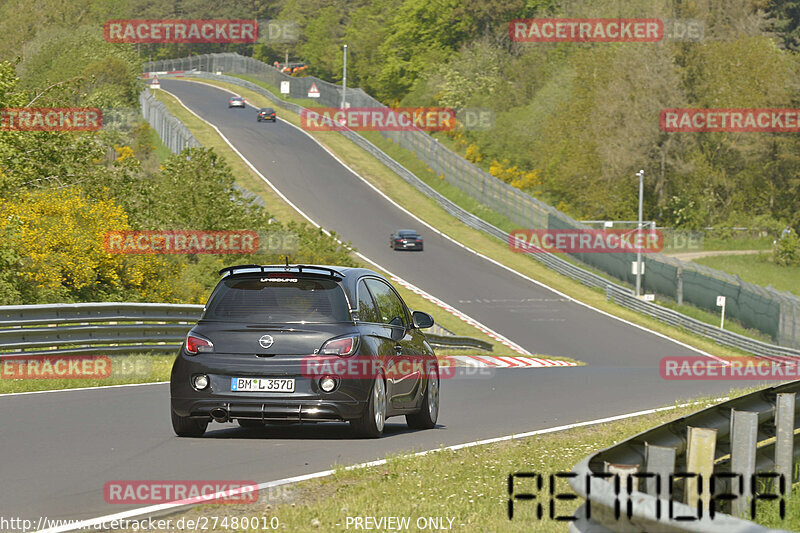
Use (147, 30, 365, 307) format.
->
(231, 377, 295, 392)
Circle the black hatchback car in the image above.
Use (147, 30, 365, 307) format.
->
(170, 264, 439, 438)
(257, 108, 277, 122)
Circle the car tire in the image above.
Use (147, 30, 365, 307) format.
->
(351, 374, 386, 438)
(238, 419, 265, 428)
(171, 409, 208, 437)
(257, 118, 262, 122)
(419, 245, 424, 252)
(406, 366, 438, 430)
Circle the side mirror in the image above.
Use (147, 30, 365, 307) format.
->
(412, 310, 434, 329)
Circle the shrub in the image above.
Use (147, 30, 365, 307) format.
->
(773, 230, 800, 266)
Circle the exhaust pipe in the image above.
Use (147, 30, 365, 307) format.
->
(210, 407, 229, 423)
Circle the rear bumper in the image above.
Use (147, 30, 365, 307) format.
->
(171, 397, 363, 422)
(170, 352, 372, 422)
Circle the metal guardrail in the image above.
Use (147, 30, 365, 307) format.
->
(569, 381, 800, 532)
(425, 334, 493, 352)
(139, 90, 201, 153)
(146, 69, 797, 360)
(606, 286, 800, 360)
(0, 303, 491, 355)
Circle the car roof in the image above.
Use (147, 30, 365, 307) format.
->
(219, 264, 391, 309)
(397, 229, 418, 234)
(230, 96, 243, 99)
(260, 107, 275, 111)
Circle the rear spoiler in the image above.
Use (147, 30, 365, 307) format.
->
(218, 264, 344, 279)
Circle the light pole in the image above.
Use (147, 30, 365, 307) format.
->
(635, 169, 645, 297)
(341, 44, 348, 109)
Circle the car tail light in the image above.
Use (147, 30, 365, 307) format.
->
(186, 333, 214, 355)
(320, 335, 358, 356)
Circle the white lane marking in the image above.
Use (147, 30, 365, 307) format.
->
(160, 85, 529, 355)
(38, 396, 728, 533)
(0, 382, 168, 397)
(168, 79, 729, 364)
(388, 274, 529, 354)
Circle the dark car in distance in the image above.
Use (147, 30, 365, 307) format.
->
(258, 108, 277, 122)
(390, 229, 423, 251)
(170, 264, 439, 438)
(228, 96, 245, 108)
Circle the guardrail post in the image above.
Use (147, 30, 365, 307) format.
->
(605, 462, 640, 493)
(644, 443, 676, 499)
(676, 266, 683, 306)
(775, 393, 795, 489)
(685, 427, 717, 511)
(730, 410, 758, 517)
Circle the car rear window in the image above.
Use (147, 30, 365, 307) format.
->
(204, 276, 351, 323)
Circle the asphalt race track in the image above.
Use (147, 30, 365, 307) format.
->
(0, 79, 754, 526)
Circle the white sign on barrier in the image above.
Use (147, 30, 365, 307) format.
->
(280, 81, 290, 94)
(717, 296, 726, 328)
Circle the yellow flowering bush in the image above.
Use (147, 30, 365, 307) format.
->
(0, 188, 184, 303)
(489, 158, 541, 192)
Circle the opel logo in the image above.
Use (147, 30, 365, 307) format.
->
(258, 335, 274, 349)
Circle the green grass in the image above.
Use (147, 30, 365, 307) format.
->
(0, 353, 173, 394)
(146, 124, 173, 162)
(757, 482, 800, 528)
(107, 389, 797, 533)
(694, 252, 800, 297)
(696, 235, 775, 252)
